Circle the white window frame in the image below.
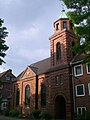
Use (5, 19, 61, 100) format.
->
(0, 84, 3, 89)
(1, 102, 8, 110)
(6, 76, 10, 80)
(0, 93, 2, 98)
(75, 84, 85, 97)
(74, 64, 83, 77)
(88, 83, 90, 95)
(77, 107, 86, 116)
(86, 64, 90, 74)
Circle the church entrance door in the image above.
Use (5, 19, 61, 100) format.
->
(55, 95, 66, 120)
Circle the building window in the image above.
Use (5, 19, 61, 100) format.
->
(56, 42, 61, 61)
(41, 84, 46, 107)
(6, 76, 10, 80)
(11, 78, 15, 81)
(25, 85, 30, 106)
(56, 75, 60, 85)
(0, 93, 2, 98)
(86, 64, 90, 74)
(56, 23, 59, 30)
(56, 74, 63, 85)
(88, 83, 90, 95)
(75, 84, 85, 96)
(74, 64, 83, 76)
(0, 84, 3, 89)
(1, 102, 8, 110)
(16, 88, 20, 106)
(77, 107, 86, 117)
(63, 21, 67, 29)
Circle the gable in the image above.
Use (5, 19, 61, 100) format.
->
(0, 69, 16, 82)
(20, 66, 36, 79)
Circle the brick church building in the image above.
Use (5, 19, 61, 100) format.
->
(13, 10, 90, 120)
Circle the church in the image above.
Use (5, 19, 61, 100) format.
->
(13, 10, 90, 120)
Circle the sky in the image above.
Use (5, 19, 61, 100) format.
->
(0, 0, 67, 76)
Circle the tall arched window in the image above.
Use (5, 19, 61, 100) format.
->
(41, 84, 46, 107)
(25, 85, 30, 106)
(56, 42, 61, 60)
(16, 88, 20, 106)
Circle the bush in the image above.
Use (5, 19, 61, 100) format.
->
(4, 110, 10, 116)
(32, 109, 41, 119)
(26, 115, 34, 120)
(9, 109, 19, 117)
(74, 111, 90, 120)
(85, 111, 90, 120)
(40, 111, 52, 120)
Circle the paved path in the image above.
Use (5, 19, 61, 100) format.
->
(0, 115, 26, 120)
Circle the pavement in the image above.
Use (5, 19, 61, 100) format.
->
(0, 115, 26, 120)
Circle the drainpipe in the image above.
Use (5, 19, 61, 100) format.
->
(35, 75, 38, 109)
(69, 63, 74, 120)
(71, 65, 76, 114)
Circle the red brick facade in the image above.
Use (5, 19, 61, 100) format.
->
(46, 14, 76, 119)
(13, 10, 90, 120)
(71, 61, 90, 118)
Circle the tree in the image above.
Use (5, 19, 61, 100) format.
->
(60, 0, 90, 63)
(0, 18, 9, 64)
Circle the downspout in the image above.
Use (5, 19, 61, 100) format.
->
(72, 66, 75, 113)
(70, 62, 76, 113)
(35, 75, 38, 109)
(69, 63, 74, 120)
(21, 81, 23, 114)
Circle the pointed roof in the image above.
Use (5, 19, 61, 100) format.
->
(0, 69, 16, 81)
(16, 57, 50, 79)
(29, 57, 50, 75)
(0, 71, 7, 78)
(59, 10, 68, 19)
(0, 69, 13, 78)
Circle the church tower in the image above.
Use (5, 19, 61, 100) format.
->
(49, 10, 76, 67)
(46, 10, 76, 120)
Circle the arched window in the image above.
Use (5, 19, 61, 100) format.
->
(16, 88, 20, 106)
(56, 42, 61, 60)
(25, 85, 30, 106)
(63, 21, 67, 29)
(41, 84, 46, 107)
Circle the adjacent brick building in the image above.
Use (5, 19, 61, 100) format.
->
(0, 69, 16, 112)
(13, 10, 90, 120)
(71, 54, 90, 118)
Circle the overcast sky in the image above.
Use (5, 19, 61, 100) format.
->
(0, 0, 67, 76)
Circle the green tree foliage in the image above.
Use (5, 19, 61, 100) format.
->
(60, 0, 90, 63)
(0, 18, 9, 64)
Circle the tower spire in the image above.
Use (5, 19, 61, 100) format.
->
(61, 3, 64, 11)
(59, 5, 68, 19)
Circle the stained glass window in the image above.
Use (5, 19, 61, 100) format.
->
(41, 84, 46, 107)
(56, 42, 61, 60)
(25, 85, 30, 106)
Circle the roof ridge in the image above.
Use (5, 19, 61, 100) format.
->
(0, 69, 12, 78)
(30, 57, 50, 66)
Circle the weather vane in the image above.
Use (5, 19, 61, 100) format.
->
(61, 3, 65, 12)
